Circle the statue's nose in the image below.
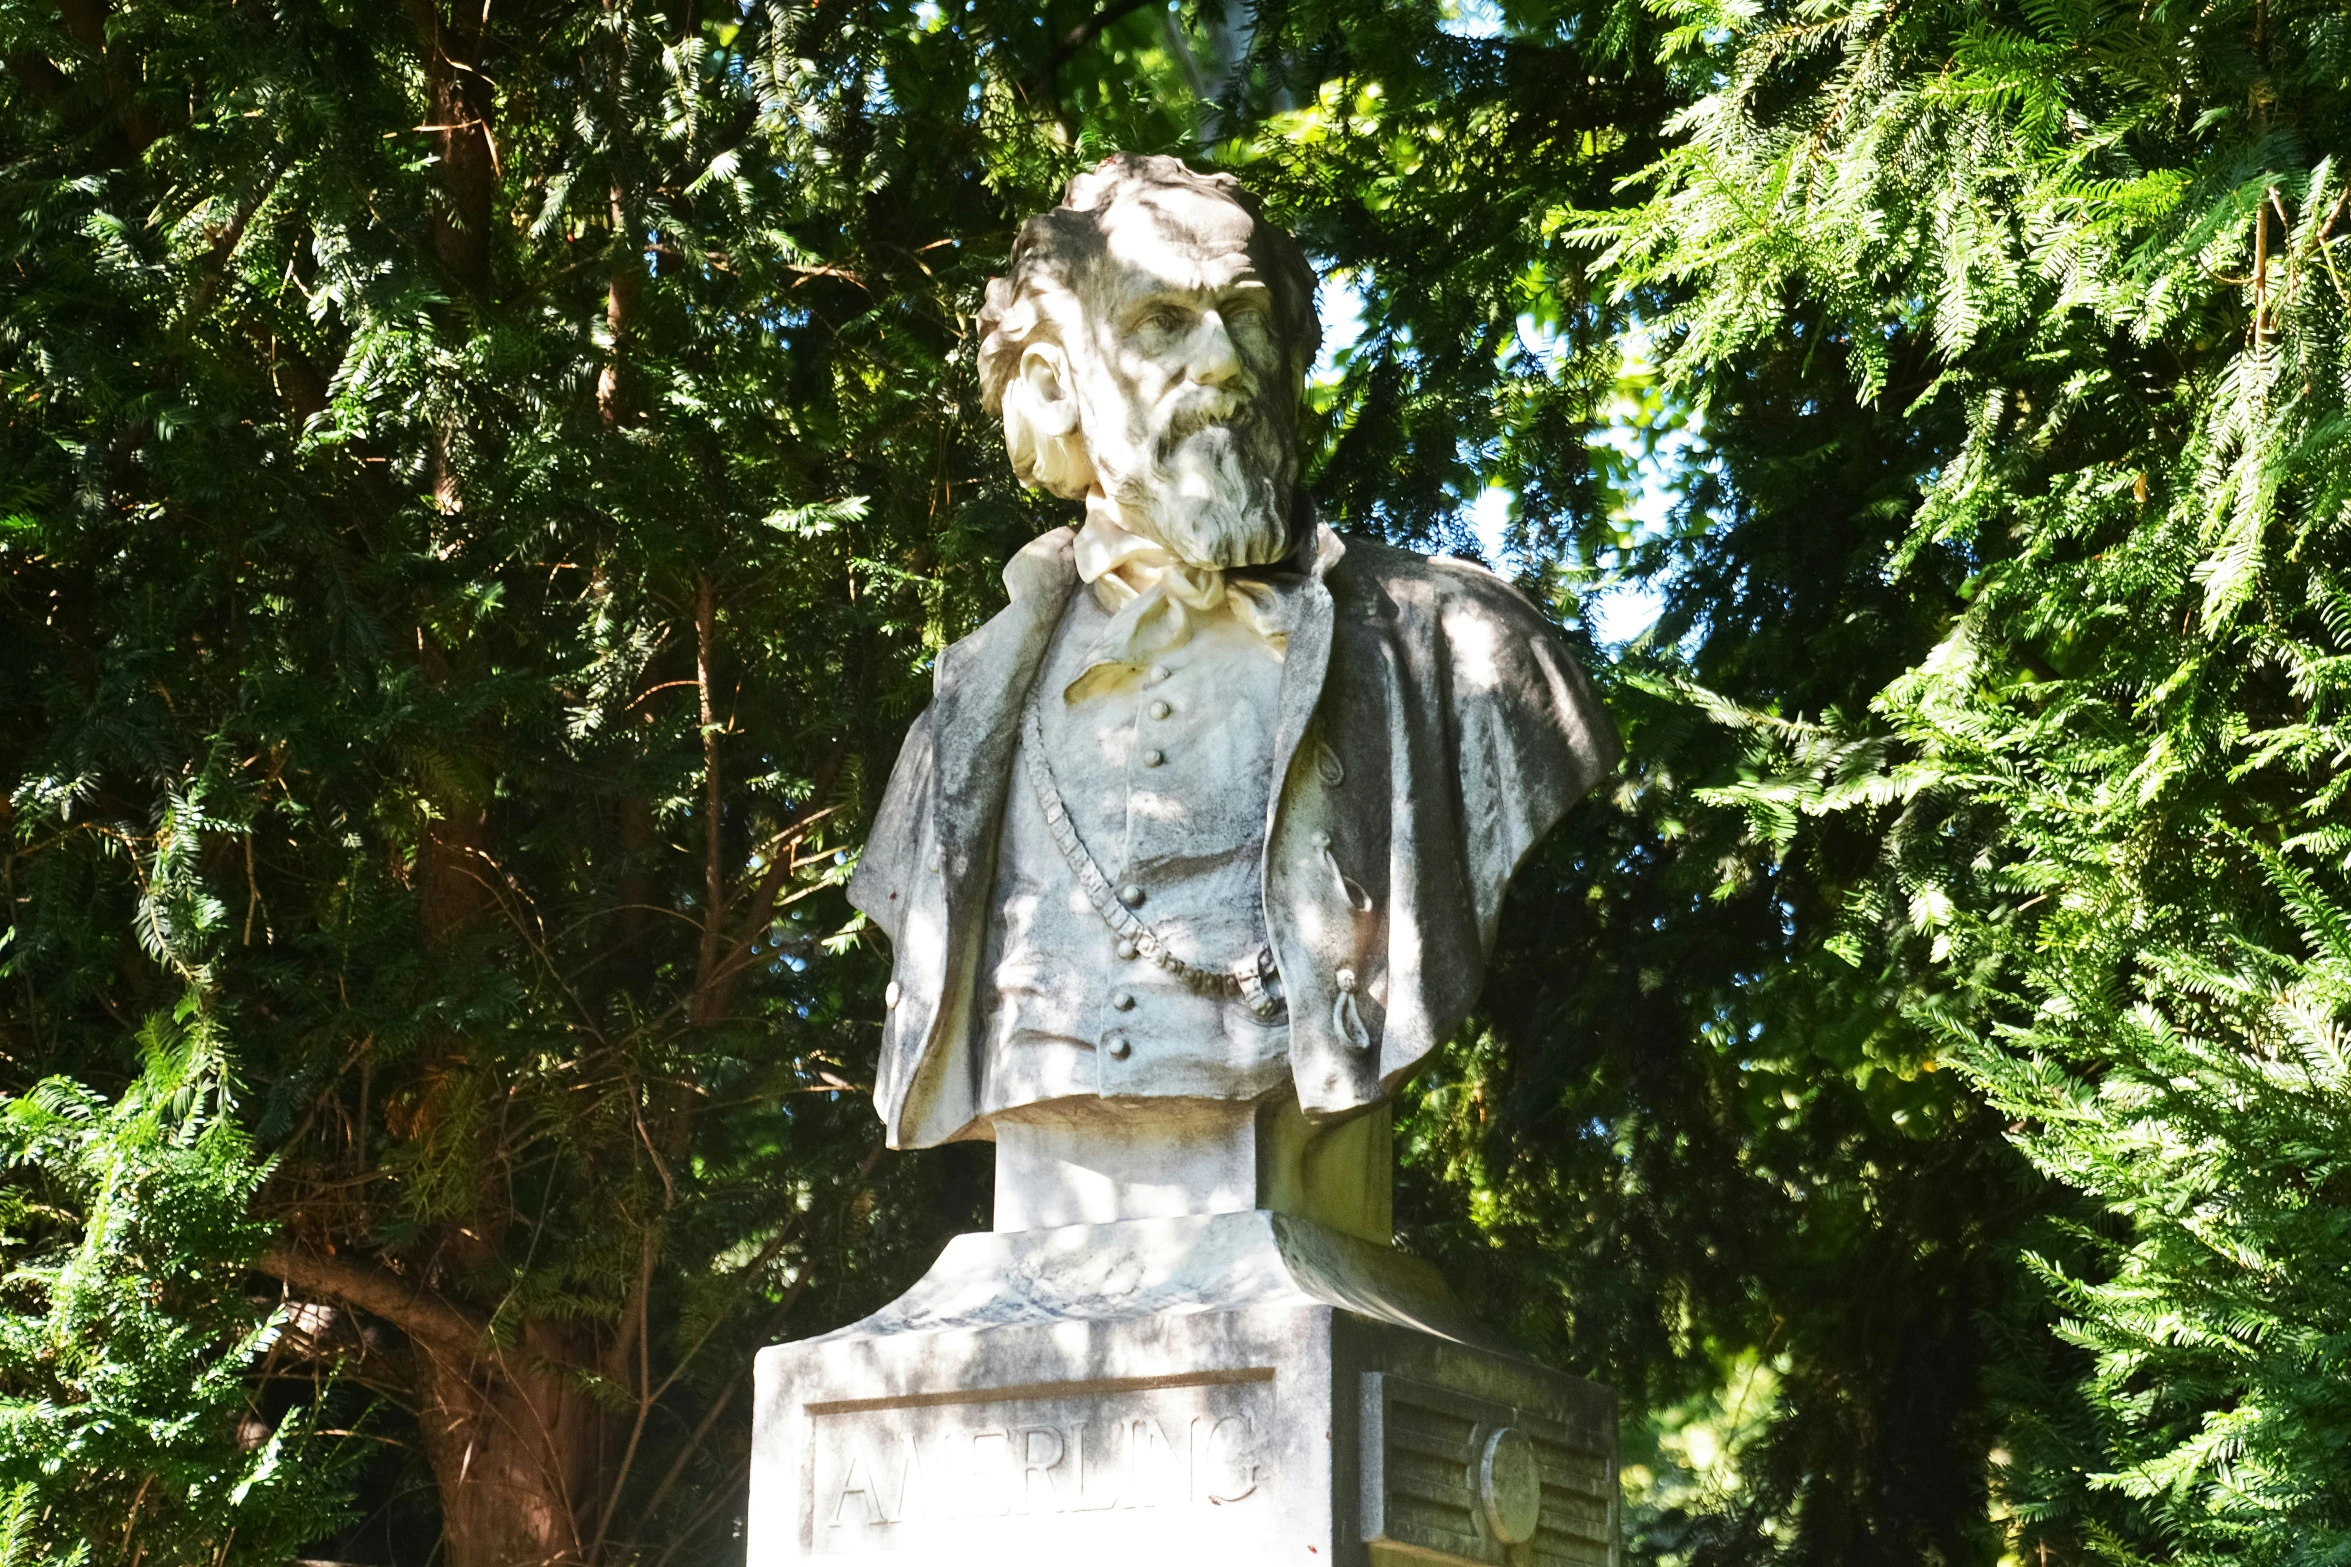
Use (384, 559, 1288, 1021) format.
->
(1189, 312, 1242, 386)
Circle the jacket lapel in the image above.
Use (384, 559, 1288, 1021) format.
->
(1264, 522, 1345, 831)
(928, 527, 1079, 914)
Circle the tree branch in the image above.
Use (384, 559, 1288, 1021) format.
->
(256, 1244, 487, 1361)
(257, 1297, 419, 1400)
(1027, 0, 1161, 95)
(4, 50, 71, 108)
(695, 742, 846, 1023)
(692, 572, 724, 1014)
(187, 167, 282, 319)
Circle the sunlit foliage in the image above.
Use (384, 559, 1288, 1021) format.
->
(8, 0, 2344, 1563)
(1610, 0, 2351, 1557)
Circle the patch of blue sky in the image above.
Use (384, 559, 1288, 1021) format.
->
(1585, 325, 1700, 646)
(1313, 270, 1688, 649)
(1489, 318, 1689, 647)
(1311, 269, 1367, 384)
(1440, 0, 1506, 39)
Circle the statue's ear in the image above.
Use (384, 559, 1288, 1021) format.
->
(1002, 341, 1094, 497)
(1015, 344, 1079, 438)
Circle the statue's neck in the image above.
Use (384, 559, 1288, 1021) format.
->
(1082, 487, 1166, 553)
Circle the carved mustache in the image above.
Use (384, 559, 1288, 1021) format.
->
(1159, 385, 1254, 444)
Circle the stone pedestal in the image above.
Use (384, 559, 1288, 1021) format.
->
(748, 1212, 1617, 1566)
(990, 1096, 1394, 1243)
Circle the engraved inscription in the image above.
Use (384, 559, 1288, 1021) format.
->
(805, 1370, 1275, 1554)
(820, 1408, 1261, 1525)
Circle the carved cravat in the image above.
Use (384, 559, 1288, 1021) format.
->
(1062, 494, 1287, 702)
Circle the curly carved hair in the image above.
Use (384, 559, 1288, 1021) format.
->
(976, 154, 1320, 497)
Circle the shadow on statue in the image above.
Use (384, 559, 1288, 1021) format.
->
(751, 154, 1623, 1567)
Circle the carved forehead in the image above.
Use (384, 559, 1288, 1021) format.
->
(1100, 184, 1258, 260)
(1093, 185, 1264, 296)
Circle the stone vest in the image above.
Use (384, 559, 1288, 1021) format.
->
(849, 523, 1621, 1149)
(976, 586, 1292, 1116)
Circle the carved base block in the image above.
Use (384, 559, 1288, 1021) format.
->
(747, 1212, 1617, 1567)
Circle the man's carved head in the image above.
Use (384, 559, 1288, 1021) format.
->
(978, 155, 1320, 569)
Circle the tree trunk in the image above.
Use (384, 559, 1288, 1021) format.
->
(410, 0, 497, 511)
(410, 0, 497, 293)
(262, 1245, 611, 1566)
(399, 655, 616, 1561)
(414, 1322, 607, 1567)
(597, 186, 642, 427)
(375, 36, 655, 1545)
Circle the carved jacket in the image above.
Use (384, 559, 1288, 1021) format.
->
(847, 522, 1619, 1149)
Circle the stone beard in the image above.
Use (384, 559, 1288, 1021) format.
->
(848, 154, 1619, 1176)
(1097, 361, 1292, 570)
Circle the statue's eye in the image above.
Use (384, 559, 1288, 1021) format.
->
(1140, 304, 1191, 335)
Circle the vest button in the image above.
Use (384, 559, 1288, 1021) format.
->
(1116, 938, 1139, 960)
(1147, 664, 1170, 683)
(1148, 700, 1172, 720)
(1111, 990, 1136, 1011)
(1118, 883, 1146, 908)
(884, 981, 901, 1009)
(1104, 1032, 1133, 1060)
(1142, 748, 1165, 767)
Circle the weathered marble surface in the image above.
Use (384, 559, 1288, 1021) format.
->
(747, 157, 1622, 1567)
(990, 1093, 1394, 1242)
(847, 154, 1621, 1159)
(748, 1212, 1618, 1567)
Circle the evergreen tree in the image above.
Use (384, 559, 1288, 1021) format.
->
(0, 2, 1106, 1559)
(1227, 7, 2038, 1560)
(1603, 0, 2351, 1557)
(0, 1017, 354, 1559)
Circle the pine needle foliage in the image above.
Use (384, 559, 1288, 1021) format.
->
(21, 0, 2336, 1559)
(0, 2, 1132, 1560)
(1224, 8, 2052, 1562)
(0, 1007, 352, 1560)
(1602, 0, 2351, 1557)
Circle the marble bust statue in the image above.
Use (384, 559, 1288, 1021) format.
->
(848, 154, 1618, 1241)
(752, 157, 1626, 1567)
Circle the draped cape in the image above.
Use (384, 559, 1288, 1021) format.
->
(848, 523, 1620, 1148)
